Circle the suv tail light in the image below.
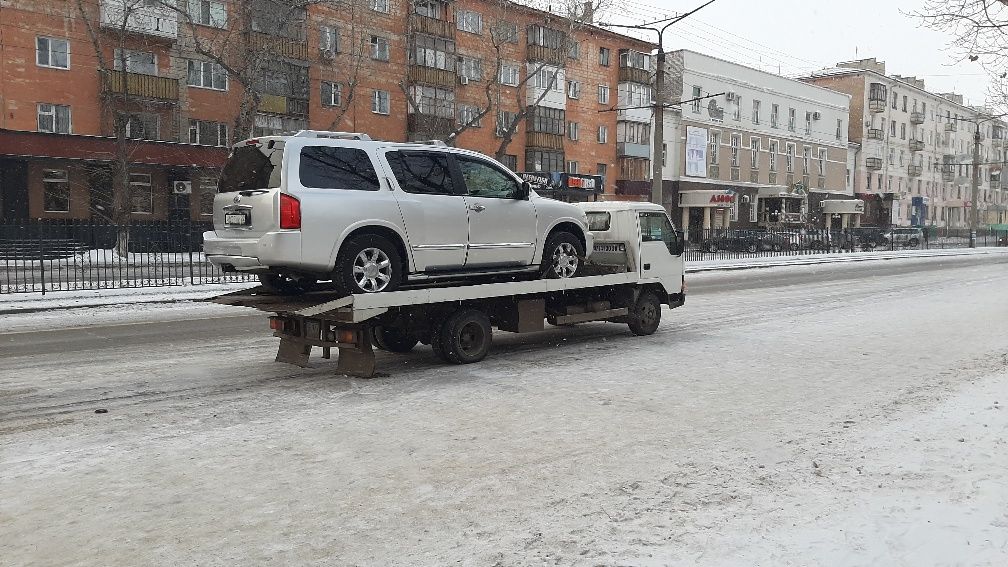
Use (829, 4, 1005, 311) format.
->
(279, 193, 301, 229)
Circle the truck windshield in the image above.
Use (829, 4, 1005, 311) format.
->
(218, 144, 283, 193)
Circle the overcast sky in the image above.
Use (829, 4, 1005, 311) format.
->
(601, 0, 991, 106)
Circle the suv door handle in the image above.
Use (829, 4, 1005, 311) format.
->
(468, 204, 486, 212)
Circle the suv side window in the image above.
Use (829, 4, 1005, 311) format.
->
(299, 146, 380, 191)
(456, 157, 520, 199)
(386, 151, 457, 195)
(640, 211, 679, 255)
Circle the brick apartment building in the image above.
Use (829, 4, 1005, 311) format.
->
(0, 0, 655, 224)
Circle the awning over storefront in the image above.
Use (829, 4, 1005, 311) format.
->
(757, 185, 804, 199)
(0, 128, 228, 168)
(943, 199, 964, 207)
(678, 189, 736, 208)
(821, 199, 865, 214)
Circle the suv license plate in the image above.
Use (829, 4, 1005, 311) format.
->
(225, 213, 249, 226)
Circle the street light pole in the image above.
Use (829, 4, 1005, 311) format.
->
(971, 124, 980, 247)
(651, 46, 666, 207)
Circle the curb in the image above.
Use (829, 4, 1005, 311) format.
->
(685, 248, 1008, 273)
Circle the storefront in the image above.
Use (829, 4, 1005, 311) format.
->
(821, 199, 865, 229)
(856, 192, 899, 228)
(519, 172, 604, 202)
(942, 199, 965, 228)
(756, 186, 808, 228)
(677, 189, 737, 238)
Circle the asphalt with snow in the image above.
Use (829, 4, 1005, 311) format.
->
(1, 254, 1006, 566)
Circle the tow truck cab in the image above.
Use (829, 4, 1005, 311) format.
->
(577, 202, 686, 306)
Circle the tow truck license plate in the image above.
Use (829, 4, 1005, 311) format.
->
(225, 213, 249, 226)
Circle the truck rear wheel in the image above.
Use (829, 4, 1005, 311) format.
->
(438, 309, 492, 364)
(627, 291, 662, 336)
(370, 326, 419, 353)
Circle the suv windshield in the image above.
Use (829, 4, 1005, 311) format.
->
(218, 143, 284, 193)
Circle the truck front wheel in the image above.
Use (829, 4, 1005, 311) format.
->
(627, 291, 662, 336)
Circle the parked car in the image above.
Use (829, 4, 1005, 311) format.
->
(879, 227, 924, 248)
(203, 131, 594, 295)
(700, 230, 769, 253)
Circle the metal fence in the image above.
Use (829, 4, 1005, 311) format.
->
(0, 219, 255, 295)
(680, 226, 1008, 262)
(1, 220, 1006, 295)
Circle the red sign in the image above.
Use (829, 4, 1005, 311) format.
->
(709, 193, 734, 204)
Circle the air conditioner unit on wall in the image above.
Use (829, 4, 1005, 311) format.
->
(459, 75, 470, 85)
(173, 181, 192, 195)
(812, 111, 822, 120)
(725, 92, 738, 102)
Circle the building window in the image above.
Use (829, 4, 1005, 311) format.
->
(597, 163, 607, 180)
(567, 121, 579, 141)
(411, 35, 456, 71)
(805, 112, 812, 135)
(36, 37, 69, 69)
(662, 143, 667, 167)
(370, 35, 390, 61)
(902, 95, 908, 112)
(187, 60, 227, 90)
(771, 103, 779, 128)
(768, 139, 778, 171)
(752, 100, 760, 124)
(130, 173, 153, 214)
(691, 85, 701, 113)
(321, 81, 342, 106)
(125, 113, 159, 140)
(457, 104, 482, 127)
(188, 0, 227, 27)
(709, 131, 720, 164)
(42, 169, 69, 213)
(598, 84, 610, 104)
(619, 49, 651, 70)
(492, 22, 519, 43)
(533, 67, 560, 91)
(900, 123, 906, 140)
(818, 147, 826, 175)
(788, 108, 796, 132)
(750, 137, 760, 168)
(732, 97, 741, 121)
(892, 90, 898, 109)
(836, 118, 842, 140)
(501, 154, 518, 171)
(597, 125, 608, 144)
(567, 80, 581, 99)
(199, 177, 217, 215)
(528, 106, 564, 134)
(499, 63, 520, 86)
(599, 47, 611, 67)
(408, 85, 453, 117)
(567, 160, 578, 174)
(113, 48, 156, 74)
(370, 0, 389, 12)
(415, 0, 445, 19)
(617, 121, 650, 145)
(496, 111, 517, 137)
(188, 119, 228, 146)
(372, 90, 390, 114)
(320, 25, 340, 53)
(525, 149, 563, 172)
(37, 103, 71, 134)
(456, 9, 482, 34)
(458, 56, 483, 81)
(568, 40, 580, 60)
(620, 83, 652, 109)
(785, 142, 795, 173)
(730, 133, 740, 167)
(802, 146, 811, 173)
(890, 119, 896, 137)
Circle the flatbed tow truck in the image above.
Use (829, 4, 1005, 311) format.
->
(210, 202, 686, 378)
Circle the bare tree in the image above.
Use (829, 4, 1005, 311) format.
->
(75, 0, 169, 254)
(916, 1, 1008, 109)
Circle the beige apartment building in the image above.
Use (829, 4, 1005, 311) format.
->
(805, 58, 1008, 228)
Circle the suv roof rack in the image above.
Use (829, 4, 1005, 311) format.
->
(293, 130, 372, 141)
(415, 139, 448, 146)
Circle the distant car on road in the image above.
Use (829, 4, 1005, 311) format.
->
(880, 227, 924, 249)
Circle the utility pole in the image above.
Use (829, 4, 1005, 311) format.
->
(971, 124, 980, 247)
(651, 50, 665, 207)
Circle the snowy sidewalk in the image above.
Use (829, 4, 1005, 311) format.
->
(1, 246, 1006, 313)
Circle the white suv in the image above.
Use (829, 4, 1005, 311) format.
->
(203, 131, 594, 294)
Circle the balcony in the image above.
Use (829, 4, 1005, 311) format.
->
(945, 122, 957, 132)
(407, 65, 456, 89)
(908, 164, 923, 177)
(866, 157, 882, 170)
(618, 66, 651, 85)
(247, 32, 309, 61)
(909, 138, 925, 152)
(867, 128, 884, 140)
(100, 0, 177, 39)
(617, 142, 650, 158)
(258, 94, 308, 118)
(526, 131, 564, 150)
(527, 44, 566, 66)
(410, 13, 455, 39)
(942, 170, 955, 182)
(910, 111, 925, 124)
(868, 98, 886, 113)
(106, 71, 178, 101)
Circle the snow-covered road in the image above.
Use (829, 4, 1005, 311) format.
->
(1, 255, 1006, 566)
